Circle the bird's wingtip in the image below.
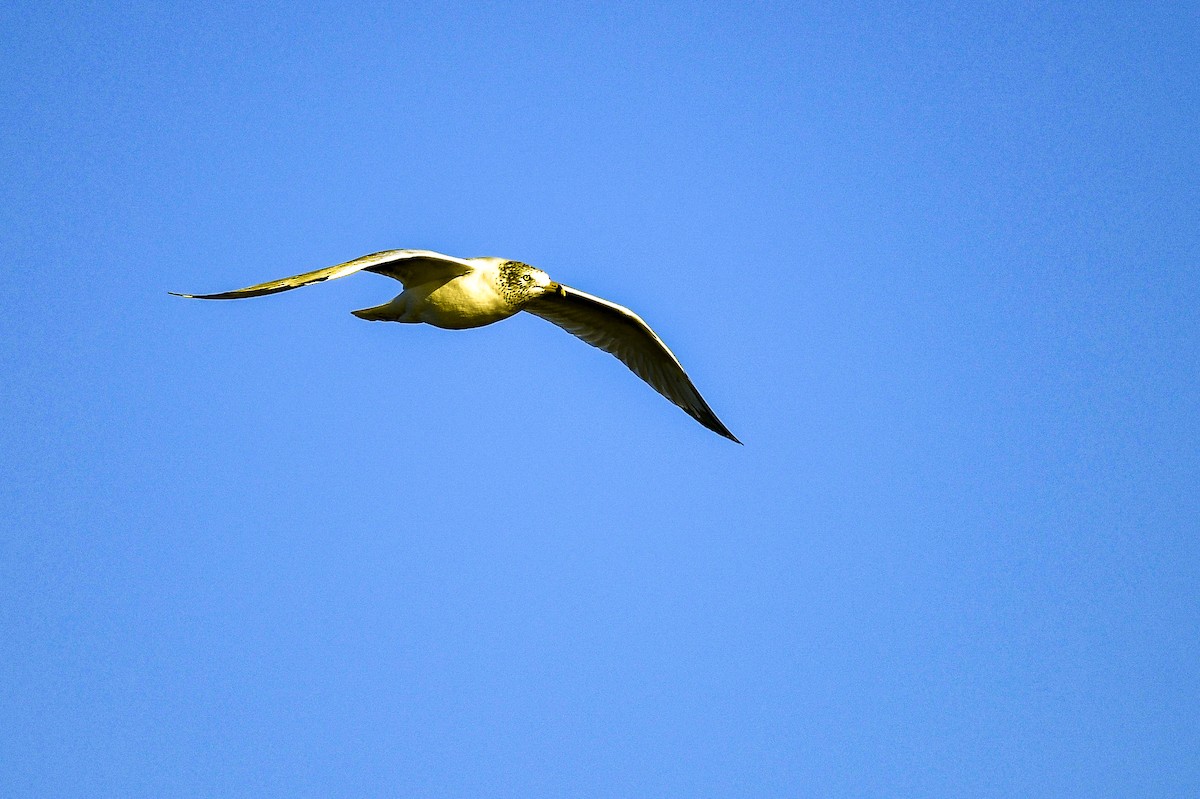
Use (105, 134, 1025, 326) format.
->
(168, 291, 195, 298)
(704, 417, 742, 444)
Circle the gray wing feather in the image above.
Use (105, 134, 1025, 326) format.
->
(525, 285, 739, 443)
(170, 249, 473, 299)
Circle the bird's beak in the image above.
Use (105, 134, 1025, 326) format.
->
(549, 282, 566, 297)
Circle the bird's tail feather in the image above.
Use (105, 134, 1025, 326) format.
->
(351, 305, 391, 321)
(351, 300, 411, 321)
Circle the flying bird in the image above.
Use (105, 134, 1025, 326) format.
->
(172, 249, 739, 443)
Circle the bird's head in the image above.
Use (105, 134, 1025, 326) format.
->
(498, 260, 564, 306)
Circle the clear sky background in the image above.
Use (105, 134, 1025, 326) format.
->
(2, 2, 1197, 796)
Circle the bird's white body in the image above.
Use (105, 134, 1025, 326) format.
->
(352, 258, 523, 329)
(348, 256, 552, 328)
(173, 248, 739, 442)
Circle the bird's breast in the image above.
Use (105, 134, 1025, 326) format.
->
(416, 271, 516, 330)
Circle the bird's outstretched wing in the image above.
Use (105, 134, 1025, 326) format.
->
(170, 249, 474, 299)
(524, 285, 740, 443)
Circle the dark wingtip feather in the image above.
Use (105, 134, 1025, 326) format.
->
(169, 290, 234, 299)
(710, 421, 742, 445)
(691, 409, 741, 444)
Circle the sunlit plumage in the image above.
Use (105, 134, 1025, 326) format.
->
(172, 249, 739, 442)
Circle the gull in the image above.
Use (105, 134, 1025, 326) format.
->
(172, 249, 739, 442)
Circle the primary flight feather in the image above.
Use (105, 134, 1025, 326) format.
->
(172, 249, 739, 443)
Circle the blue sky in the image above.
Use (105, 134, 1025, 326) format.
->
(2, 2, 1197, 796)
